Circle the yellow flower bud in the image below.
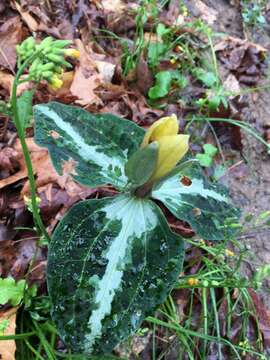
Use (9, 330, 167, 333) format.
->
(225, 249, 235, 257)
(141, 114, 189, 183)
(187, 278, 199, 286)
(64, 49, 80, 58)
(49, 74, 63, 90)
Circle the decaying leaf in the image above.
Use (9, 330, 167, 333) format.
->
(70, 40, 102, 106)
(0, 70, 31, 96)
(215, 37, 267, 85)
(0, 16, 24, 71)
(101, 0, 125, 12)
(223, 74, 241, 98)
(13, 2, 39, 32)
(0, 307, 17, 360)
(95, 60, 116, 83)
(187, 0, 218, 25)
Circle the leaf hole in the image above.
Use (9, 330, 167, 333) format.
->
(192, 208, 202, 217)
(49, 130, 61, 139)
(180, 176, 192, 186)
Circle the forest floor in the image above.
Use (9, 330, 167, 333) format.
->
(0, 0, 270, 359)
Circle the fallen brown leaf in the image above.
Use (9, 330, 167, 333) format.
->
(0, 307, 17, 360)
(188, 0, 218, 25)
(0, 17, 24, 72)
(70, 39, 103, 107)
(0, 70, 31, 96)
(13, 2, 39, 32)
(215, 36, 267, 85)
(223, 74, 241, 98)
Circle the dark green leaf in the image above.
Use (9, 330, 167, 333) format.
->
(33, 102, 145, 190)
(18, 90, 34, 130)
(125, 142, 159, 187)
(47, 195, 184, 355)
(152, 162, 240, 240)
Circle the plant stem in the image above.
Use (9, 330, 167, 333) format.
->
(11, 56, 50, 244)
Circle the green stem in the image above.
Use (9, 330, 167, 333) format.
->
(11, 55, 50, 244)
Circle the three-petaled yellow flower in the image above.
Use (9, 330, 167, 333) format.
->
(141, 114, 189, 183)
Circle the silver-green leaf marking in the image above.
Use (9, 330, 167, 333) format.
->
(34, 102, 145, 190)
(152, 163, 240, 240)
(47, 195, 184, 355)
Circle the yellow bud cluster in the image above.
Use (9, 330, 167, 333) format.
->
(187, 278, 199, 286)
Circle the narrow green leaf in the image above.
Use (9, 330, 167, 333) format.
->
(18, 90, 34, 130)
(47, 195, 184, 355)
(125, 141, 159, 186)
(33, 102, 145, 190)
(152, 162, 240, 240)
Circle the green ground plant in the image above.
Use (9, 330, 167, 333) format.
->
(0, 22, 270, 358)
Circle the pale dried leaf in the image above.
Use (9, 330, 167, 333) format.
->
(95, 60, 115, 83)
(223, 74, 241, 98)
(101, 0, 125, 12)
(0, 307, 17, 360)
(0, 70, 31, 96)
(70, 40, 102, 106)
(191, 0, 217, 25)
(13, 2, 39, 32)
(0, 17, 23, 71)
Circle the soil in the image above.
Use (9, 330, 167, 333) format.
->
(187, 0, 270, 307)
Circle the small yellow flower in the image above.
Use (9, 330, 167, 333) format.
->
(64, 49, 80, 58)
(170, 58, 177, 65)
(49, 74, 63, 90)
(187, 278, 199, 286)
(141, 114, 189, 183)
(225, 249, 235, 257)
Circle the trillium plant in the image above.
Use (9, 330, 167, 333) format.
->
(9, 37, 239, 356)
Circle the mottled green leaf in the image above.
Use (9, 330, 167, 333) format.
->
(152, 163, 240, 240)
(125, 141, 159, 187)
(33, 102, 145, 190)
(47, 195, 184, 355)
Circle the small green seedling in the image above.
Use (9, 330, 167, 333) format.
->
(193, 68, 228, 111)
(196, 144, 218, 167)
(148, 70, 188, 99)
(0, 277, 26, 306)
